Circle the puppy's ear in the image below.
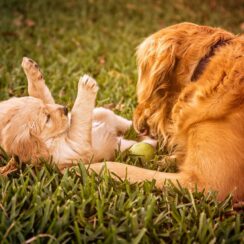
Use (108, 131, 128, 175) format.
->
(136, 30, 177, 103)
(3, 123, 49, 163)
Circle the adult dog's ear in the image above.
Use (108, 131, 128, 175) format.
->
(2, 122, 49, 163)
(136, 28, 177, 103)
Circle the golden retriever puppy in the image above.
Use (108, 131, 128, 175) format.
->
(0, 58, 136, 174)
(88, 23, 244, 201)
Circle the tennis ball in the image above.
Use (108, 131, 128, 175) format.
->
(129, 142, 155, 161)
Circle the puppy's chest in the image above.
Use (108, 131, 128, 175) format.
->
(45, 137, 71, 162)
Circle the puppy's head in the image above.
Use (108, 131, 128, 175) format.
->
(3, 97, 69, 162)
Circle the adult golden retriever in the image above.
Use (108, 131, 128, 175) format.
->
(89, 23, 244, 201)
(0, 58, 135, 174)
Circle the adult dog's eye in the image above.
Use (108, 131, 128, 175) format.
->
(46, 114, 51, 123)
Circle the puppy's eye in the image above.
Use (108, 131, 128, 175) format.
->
(46, 114, 51, 123)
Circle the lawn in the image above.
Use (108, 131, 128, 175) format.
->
(0, 0, 243, 243)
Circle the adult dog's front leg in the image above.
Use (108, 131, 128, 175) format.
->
(65, 75, 98, 162)
(22, 57, 55, 104)
(87, 162, 187, 188)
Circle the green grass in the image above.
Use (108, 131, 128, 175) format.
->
(0, 0, 243, 243)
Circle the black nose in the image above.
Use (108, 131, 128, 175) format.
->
(63, 106, 68, 116)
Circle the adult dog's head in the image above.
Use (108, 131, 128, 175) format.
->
(133, 43, 173, 140)
(133, 22, 235, 140)
(0, 97, 69, 162)
(133, 23, 186, 139)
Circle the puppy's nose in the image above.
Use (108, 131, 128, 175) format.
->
(63, 106, 68, 116)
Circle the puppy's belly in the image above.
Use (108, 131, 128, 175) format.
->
(92, 122, 118, 161)
(92, 121, 104, 129)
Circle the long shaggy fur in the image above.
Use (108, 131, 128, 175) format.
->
(89, 23, 244, 201)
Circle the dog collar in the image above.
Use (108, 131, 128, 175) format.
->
(191, 38, 231, 82)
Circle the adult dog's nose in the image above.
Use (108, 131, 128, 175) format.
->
(139, 127, 149, 136)
(63, 106, 68, 116)
(136, 122, 150, 136)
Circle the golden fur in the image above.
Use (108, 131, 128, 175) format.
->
(88, 23, 244, 201)
(0, 58, 136, 173)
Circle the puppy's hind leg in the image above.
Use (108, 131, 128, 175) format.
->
(22, 57, 55, 104)
(114, 114, 132, 134)
(117, 138, 137, 152)
(93, 107, 132, 134)
(92, 122, 136, 161)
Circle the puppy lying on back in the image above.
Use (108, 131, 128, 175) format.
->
(88, 23, 244, 201)
(0, 57, 136, 173)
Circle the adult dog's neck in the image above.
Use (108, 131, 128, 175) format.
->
(191, 38, 232, 82)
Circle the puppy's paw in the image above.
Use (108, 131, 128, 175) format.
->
(78, 74, 99, 94)
(22, 57, 43, 82)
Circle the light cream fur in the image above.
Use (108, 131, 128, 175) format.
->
(0, 57, 135, 173)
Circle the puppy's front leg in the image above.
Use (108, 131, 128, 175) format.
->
(66, 75, 98, 162)
(22, 57, 55, 104)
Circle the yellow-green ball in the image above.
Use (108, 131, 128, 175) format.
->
(129, 142, 155, 161)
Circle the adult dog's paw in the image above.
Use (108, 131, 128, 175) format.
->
(22, 57, 43, 81)
(78, 74, 99, 94)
